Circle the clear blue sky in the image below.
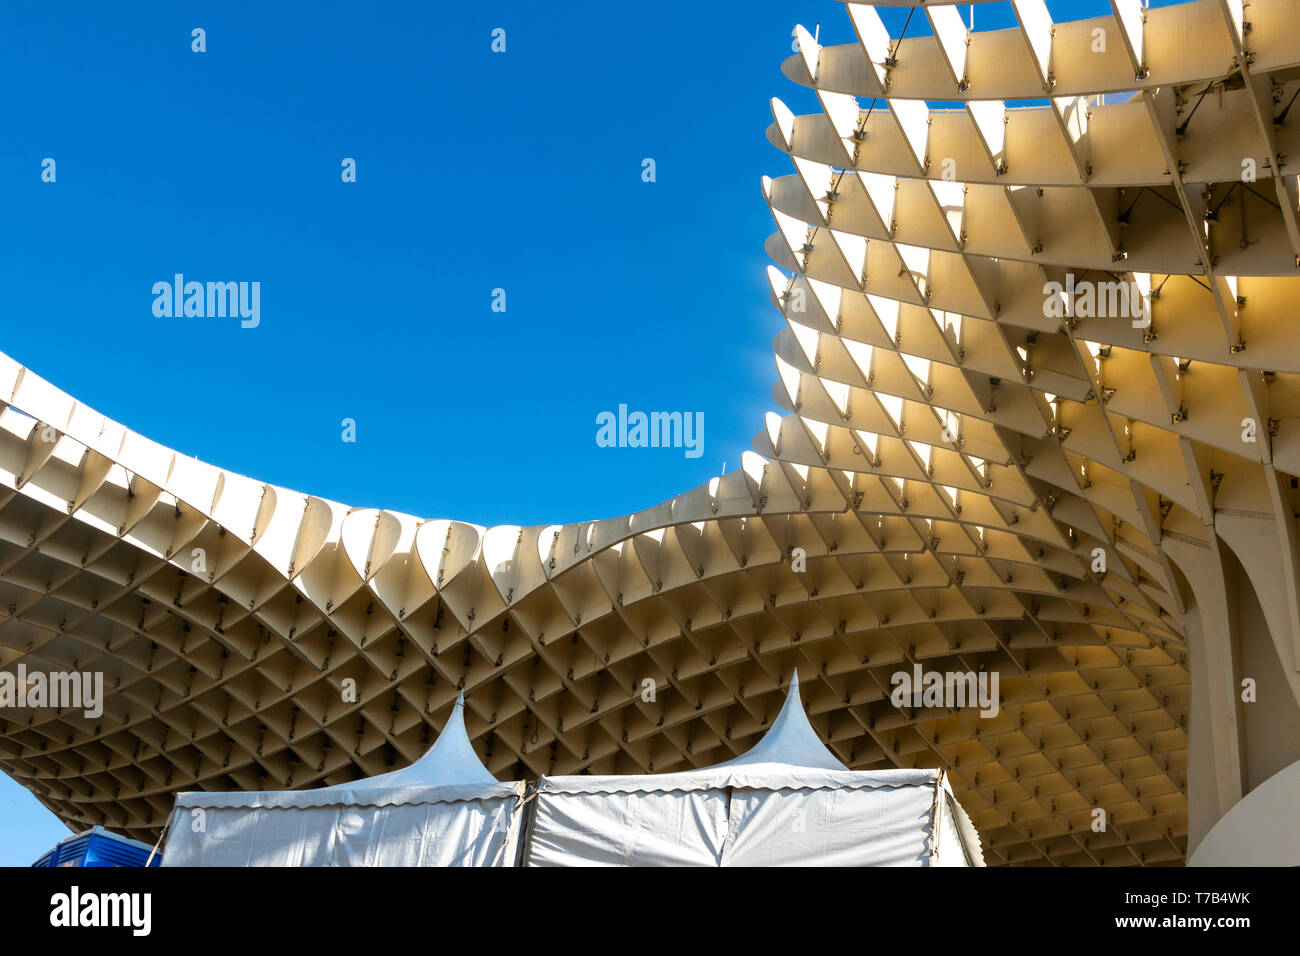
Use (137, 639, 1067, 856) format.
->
(1, 0, 1129, 864)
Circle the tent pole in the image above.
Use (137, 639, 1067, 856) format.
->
(493, 784, 534, 867)
(928, 775, 944, 866)
(145, 816, 171, 867)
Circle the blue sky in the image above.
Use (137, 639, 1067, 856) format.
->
(1, 0, 1129, 865)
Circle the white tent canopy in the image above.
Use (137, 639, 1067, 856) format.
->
(523, 672, 984, 866)
(161, 694, 525, 867)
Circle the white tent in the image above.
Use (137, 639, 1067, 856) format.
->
(160, 694, 525, 867)
(523, 672, 984, 866)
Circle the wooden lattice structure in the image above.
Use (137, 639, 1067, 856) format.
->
(4, 0, 1300, 865)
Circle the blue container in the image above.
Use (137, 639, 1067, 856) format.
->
(32, 826, 160, 867)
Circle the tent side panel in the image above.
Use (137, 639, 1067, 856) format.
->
(336, 799, 520, 866)
(942, 791, 986, 866)
(160, 806, 337, 866)
(722, 785, 938, 866)
(526, 789, 730, 866)
(161, 798, 520, 866)
(935, 793, 970, 867)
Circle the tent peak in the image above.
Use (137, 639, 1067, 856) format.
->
(313, 692, 496, 792)
(406, 692, 496, 786)
(713, 670, 847, 772)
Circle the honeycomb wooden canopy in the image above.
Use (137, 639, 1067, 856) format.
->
(5, 0, 1300, 867)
